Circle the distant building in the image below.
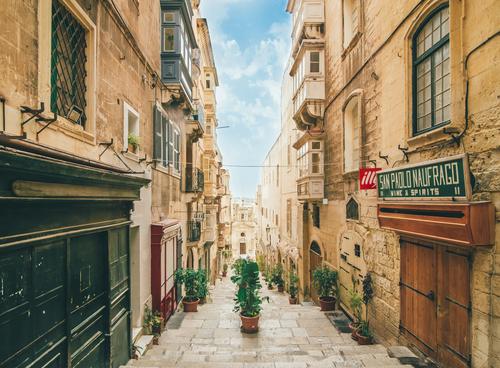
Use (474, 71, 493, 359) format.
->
(231, 198, 258, 259)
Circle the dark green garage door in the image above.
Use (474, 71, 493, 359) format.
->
(0, 227, 130, 368)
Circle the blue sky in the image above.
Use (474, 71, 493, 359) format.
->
(200, 0, 291, 198)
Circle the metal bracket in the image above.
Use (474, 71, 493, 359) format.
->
(378, 151, 389, 166)
(138, 153, 147, 163)
(21, 102, 45, 127)
(98, 138, 114, 159)
(36, 113, 58, 138)
(443, 127, 461, 147)
(368, 159, 377, 167)
(398, 144, 409, 162)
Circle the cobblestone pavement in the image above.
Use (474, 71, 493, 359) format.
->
(124, 275, 410, 368)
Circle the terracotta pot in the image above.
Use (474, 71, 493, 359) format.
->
(222, 271, 227, 277)
(182, 298, 200, 312)
(152, 336, 159, 345)
(349, 322, 359, 340)
(240, 314, 260, 333)
(355, 330, 373, 345)
(289, 296, 298, 304)
(267, 285, 274, 290)
(319, 296, 336, 311)
(278, 285, 284, 292)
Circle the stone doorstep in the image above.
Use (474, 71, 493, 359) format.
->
(132, 334, 154, 359)
(387, 345, 432, 367)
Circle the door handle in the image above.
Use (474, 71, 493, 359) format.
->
(427, 290, 435, 301)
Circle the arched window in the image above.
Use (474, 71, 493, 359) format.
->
(310, 241, 321, 255)
(413, 5, 450, 135)
(346, 197, 359, 220)
(343, 95, 361, 173)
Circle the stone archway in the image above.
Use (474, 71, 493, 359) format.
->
(309, 241, 323, 304)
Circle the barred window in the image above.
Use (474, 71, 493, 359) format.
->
(346, 197, 359, 220)
(413, 6, 450, 135)
(51, 0, 87, 127)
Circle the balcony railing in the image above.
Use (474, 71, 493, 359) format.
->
(186, 168, 205, 193)
(187, 220, 202, 242)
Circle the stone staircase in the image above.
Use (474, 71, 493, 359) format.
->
(121, 277, 414, 368)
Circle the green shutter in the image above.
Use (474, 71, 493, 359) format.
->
(153, 105, 162, 161)
(162, 115, 168, 167)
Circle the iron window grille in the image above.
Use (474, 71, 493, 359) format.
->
(51, 0, 88, 127)
(412, 5, 450, 135)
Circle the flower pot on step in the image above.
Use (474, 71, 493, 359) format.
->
(289, 296, 298, 304)
(182, 298, 200, 312)
(349, 322, 359, 340)
(240, 314, 260, 333)
(222, 271, 227, 277)
(319, 296, 336, 311)
(277, 285, 284, 292)
(355, 330, 373, 345)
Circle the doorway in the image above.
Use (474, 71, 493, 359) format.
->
(400, 239, 471, 368)
(309, 241, 323, 304)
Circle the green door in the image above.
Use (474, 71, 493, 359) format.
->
(69, 233, 107, 368)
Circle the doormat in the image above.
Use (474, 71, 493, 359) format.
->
(325, 311, 352, 333)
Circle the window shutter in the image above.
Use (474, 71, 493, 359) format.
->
(168, 121, 174, 165)
(162, 115, 168, 167)
(153, 104, 162, 161)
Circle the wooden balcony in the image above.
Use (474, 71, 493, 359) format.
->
(297, 175, 324, 202)
(292, 77, 325, 131)
(288, 0, 324, 56)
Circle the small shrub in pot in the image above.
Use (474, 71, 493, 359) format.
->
(312, 266, 338, 311)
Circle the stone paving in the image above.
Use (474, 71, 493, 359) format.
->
(123, 275, 411, 368)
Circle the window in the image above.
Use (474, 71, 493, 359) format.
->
(343, 0, 360, 48)
(123, 102, 140, 153)
(343, 96, 360, 173)
(312, 204, 320, 228)
(413, 6, 450, 135)
(51, 0, 88, 127)
(206, 124, 212, 135)
(163, 28, 175, 51)
(206, 74, 211, 89)
(346, 197, 359, 220)
(286, 199, 292, 235)
(163, 12, 175, 23)
(297, 140, 323, 178)
(276, 165, 279, 186)
(153, 104, 180, 172)
(310, 52, 320, 73)
(354, 244, 361, 257)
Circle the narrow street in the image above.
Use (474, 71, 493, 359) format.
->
(124, 275, 409, 368)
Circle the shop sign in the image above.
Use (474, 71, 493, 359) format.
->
(359, 168, 382, 190)
(377, 154, 471, 200)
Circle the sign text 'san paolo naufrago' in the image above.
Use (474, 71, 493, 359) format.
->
(377, 154, 471, 200)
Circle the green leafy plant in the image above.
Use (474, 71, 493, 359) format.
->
(231, 259, 268, 317)
(271, 264, 284, 288)
(349, 288, 363, 323)
(357, 320, 373, 338)
(175, 268, 200, 302)
(223, 263, 228, 272)
(196, 269, 209, 300)
(312, 266, 338, 299)
(128, 133, 140, 150)
(289, 272, 299, 298)
(143, 305, 163, 335)
(231, 258, 245, 277)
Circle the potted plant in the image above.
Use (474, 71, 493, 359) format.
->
(272, 264, 285, 292)
(288, 272, 299, 304)
(312, 266, 338, 311)
(175, 268, 200, 312)
(151, 311, 163, 344)
(265, 269, 274, 290)
(232, 258, 245, 276)
(355, 320, 373, 345)
(128, 133, 140, 153)
(348, 289, 363, 340)
(222, 263, 228, 277)
(197, 269, 209, 304)
(231, 259, 268, 333)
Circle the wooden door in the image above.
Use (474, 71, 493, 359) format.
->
(401, 240, 471, 368)
(309, 242, 322, 304)
(400, 240, 437, 357)
(438, 248, 471, 368)
(240, 243, 246, 255)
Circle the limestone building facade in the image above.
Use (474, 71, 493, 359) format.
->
(258, 1, 499, 367)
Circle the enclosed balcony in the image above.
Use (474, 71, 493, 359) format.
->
(287, 0, 325, 57)
(293, 132, 324, 202)
(185, 167, 205, 193)
(291, 48, 325, 131)
(187, 220, 202, 242)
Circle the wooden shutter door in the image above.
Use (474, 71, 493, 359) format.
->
(400, 240, 437, 358)
(438, 248, 471, 368)
(309, 249, 322, 304)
